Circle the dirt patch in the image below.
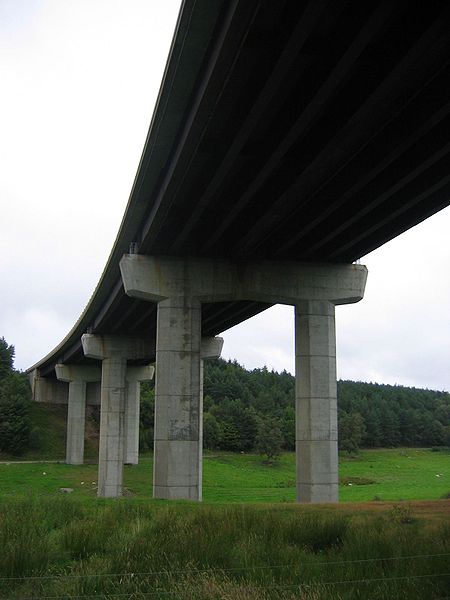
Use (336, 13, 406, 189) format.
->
(340, 476, 376, 486)
(326, 499, 450, 523)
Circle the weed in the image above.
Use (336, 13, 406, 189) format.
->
(389, 503, 416, 524)
(0, 499, 448, 599)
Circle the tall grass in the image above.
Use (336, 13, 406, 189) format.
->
(0, 498, 448, 599)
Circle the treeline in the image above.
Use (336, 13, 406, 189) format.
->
(1, 333, 449, 457)
(0, 337, 32, 454)
(338, 379, 450, 451)
(139, 358, 450, 455)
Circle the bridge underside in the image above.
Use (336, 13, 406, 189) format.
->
(29, 1, 450, 502)
(37, 0, 450, 376)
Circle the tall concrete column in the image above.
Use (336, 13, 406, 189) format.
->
(66, 380, 86, 465)
(154, 296, 202, 500)
(55, 364, 101, 465)
(81, 334, 149, 498)
(124, 365, 154, 465)
(100, 354, 127, 497)
(295, 300, 338, 503)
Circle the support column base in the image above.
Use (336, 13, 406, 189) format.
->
(153, 440, 201, 501)
(297, 483, 338, 504)
(296, 440, 338, 503)
(153, 486, 200, 500)
(98, 485, 123, 499)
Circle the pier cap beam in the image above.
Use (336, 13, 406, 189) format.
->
(201, 337, 224, 360)
(81, 334, 150, 362)
(55, 364, 101, 383)
(120, 254, 367, 306)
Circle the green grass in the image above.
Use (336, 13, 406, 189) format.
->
(0, 498, 448, 599)
(0, 448, 448, 503)
(0, 449, 449, 598)
(339, 447, 450, 502)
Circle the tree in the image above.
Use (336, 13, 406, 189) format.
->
(281, 406, 295, 450)
(203, 412, 222, 449)
(220, 420, 241, 451)
(0, 337, 15, 381)
(338, 411, 366, 454)
(255, 416, 283, 462)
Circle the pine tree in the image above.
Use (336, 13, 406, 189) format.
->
(0, 337, 15, 381)
(338, 411, 366, 454)
(255, 416, 283, 462)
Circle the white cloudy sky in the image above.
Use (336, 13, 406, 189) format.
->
(1, 1, 450, 391)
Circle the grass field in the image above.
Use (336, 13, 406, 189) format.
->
(0, 448, 448, 503)
(0, 449, 449, 598)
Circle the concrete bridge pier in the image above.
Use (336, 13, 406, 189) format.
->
(124, 365, 155, 465)
(120, 254, 367, 503)
(153, 321, 224, 499)
(55, 364, 101, 465)
(81, 334, 148, 498)
(153, 296, 202, 500)
(295, 301, 338, 503)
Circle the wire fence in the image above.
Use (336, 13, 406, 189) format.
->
(4, 572, 450, 600)
(0, 552, 449, 582)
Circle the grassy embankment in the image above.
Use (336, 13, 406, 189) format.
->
(0, 401, 98, 462)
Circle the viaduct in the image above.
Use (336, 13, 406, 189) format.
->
(28, 0, 450, 502)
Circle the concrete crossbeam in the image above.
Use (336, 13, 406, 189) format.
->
(120, 254, 367, 305)
(29, 369, 68, 404)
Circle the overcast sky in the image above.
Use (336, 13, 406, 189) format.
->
(1, 1, 450, 392)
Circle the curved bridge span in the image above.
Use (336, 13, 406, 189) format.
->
(29, 0, 450, 501)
